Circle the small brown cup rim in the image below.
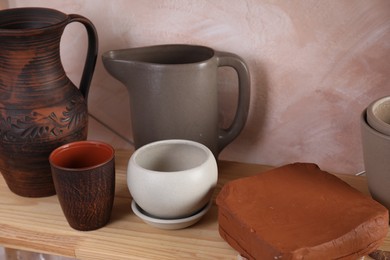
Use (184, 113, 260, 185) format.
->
(49, 140, 115, 171)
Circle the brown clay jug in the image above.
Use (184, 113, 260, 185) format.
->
(0, 7, 98, 197)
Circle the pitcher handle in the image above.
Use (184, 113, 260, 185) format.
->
(216, 51, 251, 153)
(67, 14, 98, 102)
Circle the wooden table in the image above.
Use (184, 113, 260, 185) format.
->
(0, 150, 389, 259)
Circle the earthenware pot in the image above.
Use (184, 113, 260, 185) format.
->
(102, 44, 250, 157)
(50, 141, 115, 231)
(0, 7, 98, 197)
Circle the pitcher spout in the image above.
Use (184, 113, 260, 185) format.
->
(102, 49, 136, 84)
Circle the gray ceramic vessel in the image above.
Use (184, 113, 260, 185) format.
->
(367, 96, 390, 136)
(102, 44, 250, 157)
(361, 109, 390, 211)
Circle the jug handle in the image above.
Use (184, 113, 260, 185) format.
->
(67, 14, 98, 102)
(216, 52, 251, 153)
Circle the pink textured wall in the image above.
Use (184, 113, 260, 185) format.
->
(4, 0, 390, 174)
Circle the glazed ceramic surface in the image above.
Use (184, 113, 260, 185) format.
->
(102, 44, 250, 157)
(49, 141, 115, 231)
(127, 139, 218, 219)
(361, 110, 390, 211)
(0, 7, 98, 197)
(366, 96, 390, 136)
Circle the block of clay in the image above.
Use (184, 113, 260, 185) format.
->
(216, 163, 389, 260)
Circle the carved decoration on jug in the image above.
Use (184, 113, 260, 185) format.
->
(0, 96, 87, 142)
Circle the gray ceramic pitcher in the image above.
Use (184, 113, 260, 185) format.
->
(102, 44, 250, 157)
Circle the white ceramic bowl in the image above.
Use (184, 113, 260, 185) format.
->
(127, 139, 218, 219)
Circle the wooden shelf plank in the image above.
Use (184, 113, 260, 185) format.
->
(0, 150, 388, 259)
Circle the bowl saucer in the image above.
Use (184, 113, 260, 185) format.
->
(131, 200, 212, 230)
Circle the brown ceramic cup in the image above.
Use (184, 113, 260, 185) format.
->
(49, 141, 115, 231)
(361, 110, 390, 211)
